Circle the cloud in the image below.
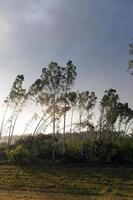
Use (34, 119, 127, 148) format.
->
(0, 0, 132, 102)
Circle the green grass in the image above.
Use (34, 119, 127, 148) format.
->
(0, 163, 132, 199)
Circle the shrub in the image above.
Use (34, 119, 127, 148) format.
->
(7, 144, 38, 163)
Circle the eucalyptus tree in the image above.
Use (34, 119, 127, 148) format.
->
(35, 62, 64, 160)
(61, 61, 77, 154)
(76, 91, 96, 132)
(85, 92, 97, 133)
(117, 102, 133, 134)
(124, 107, 133, 133)
(0, 75, 26, 141)
(76, 90, 97, 156)
(10, 75, 50, 142)
(32, 92, 51, 135)
(67, 91, 77, 133)
(128, 43, 133, 75)
(35, 92, 64, 135)
(99, 89, 119, 142)
(7, 75, 44, 145)
(8, 75, 26, 144)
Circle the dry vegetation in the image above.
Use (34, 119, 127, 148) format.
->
(0, 164, 132, 200)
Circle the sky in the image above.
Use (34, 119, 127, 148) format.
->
(0, 0, 133, 134)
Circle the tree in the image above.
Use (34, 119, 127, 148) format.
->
(8, 75, 26, 144)
(75, 91, 97, 157)
(128, 43, 133, 75)
(0, 75, 26, 143)
(36, 62, 64, 160)
(67, 91, 77, 133)
(99, 89, 119, 142)
(61, 61, 77, 154)
(6, 74, 45, 145)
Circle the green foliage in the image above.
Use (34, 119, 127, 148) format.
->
(5, 133, 133, 164)
(7, 134, 58, 162)
(7, 144, 38, 163)
(64, 135, 82, 162)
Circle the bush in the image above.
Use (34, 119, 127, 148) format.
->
(7, 144, 38, 163)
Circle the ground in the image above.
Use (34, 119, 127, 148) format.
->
(0, 163, 132, 199)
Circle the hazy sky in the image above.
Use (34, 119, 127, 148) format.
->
(0, 0, 133, 133)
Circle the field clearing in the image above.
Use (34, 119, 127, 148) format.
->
(0, 163, 132, 199)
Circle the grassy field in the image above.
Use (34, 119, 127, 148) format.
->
(0, 163, 132, 200)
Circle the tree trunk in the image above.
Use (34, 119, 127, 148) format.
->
(9, 99, 25, 145)
(0, 103, 9, 140)
(79, 110, 83, 157)
(33, 113, 46, 135)
(52, 93, 56, 161)
(70, 109, 74, 134)
(34, 115, 51, 134)
(126, 120, 133, 134)
(63, 100, 66, 155)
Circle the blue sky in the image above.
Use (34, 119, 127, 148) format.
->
(0, 0, 132, 133)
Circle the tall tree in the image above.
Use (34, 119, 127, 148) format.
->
(67, 91, 77, 133)
(99, 89, 119, 142)
(8, 75, 26, 144)
(128, 43, 133, 75)
(76, 91, 97, 156)
(7, 75, 43, 145)
(61, 61, 77, 154)
(38, 62, 64, 160)
(0, 75, 26, 142)
(117, 102, 133, 134)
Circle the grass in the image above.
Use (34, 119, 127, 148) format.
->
(0, 163, 132, 199)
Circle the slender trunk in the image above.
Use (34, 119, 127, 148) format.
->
(52, 92, 56, 161)
(38, 120, 53, 134)
(126, 120, 133, 134)
(23, 119, 32, 135)
(34, 115, 51, 135)
(99, 108, 104, 141)
(58, 123, 79, 132)
(23, 114, 39, 135)
(63, 70, 69, 155)
(70, 109, 74, 133)
(0, 103, 9, 139)
(99, 115, 102, 140)
(9, 111, 20, 145)
(33, 113, 46, 135)
(79, 110, 83, 157)
(9, 99, 25, 145)
(8, 105, 18, 145)
(79, 111, 82, 134)
(8, 117, 13, 145)
(118, 121, 122, 132)
(63, 102, 66, 155)
(63, 89, 68, 155)
(124, 122, 128, 133)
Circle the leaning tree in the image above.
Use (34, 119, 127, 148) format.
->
(128, 43, 133, 75)
(33, 62, 65, 161)
(99, 89, 120, 142)
(0, 75, 26, 143)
